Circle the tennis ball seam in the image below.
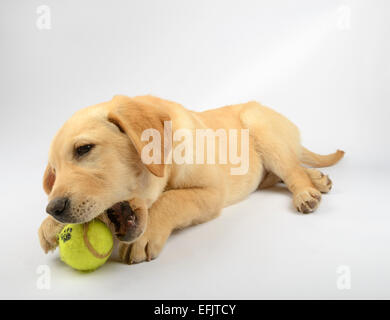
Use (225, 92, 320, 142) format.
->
(83, 222, 113, 259)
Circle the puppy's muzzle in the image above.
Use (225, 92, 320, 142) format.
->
(46, 197, 70, 221)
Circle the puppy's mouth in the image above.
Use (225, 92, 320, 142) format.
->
(105, 201, 144, 242)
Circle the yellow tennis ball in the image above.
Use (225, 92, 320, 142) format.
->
(58, 219, 113, 271)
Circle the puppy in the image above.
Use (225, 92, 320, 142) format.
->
(38, 95, 344, 264)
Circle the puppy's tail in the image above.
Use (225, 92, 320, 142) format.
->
(300, 147, 345, 168)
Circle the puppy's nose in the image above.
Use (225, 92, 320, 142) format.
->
(46, 197, 69, 217)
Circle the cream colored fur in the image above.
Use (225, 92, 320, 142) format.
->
(38, 95, 344, 264)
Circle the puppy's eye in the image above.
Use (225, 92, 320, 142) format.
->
(75, 144, 95, 157)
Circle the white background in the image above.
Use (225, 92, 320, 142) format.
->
(0, 0, 389, 299)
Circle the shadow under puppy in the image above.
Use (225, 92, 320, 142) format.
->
(38, 95, 344, 264)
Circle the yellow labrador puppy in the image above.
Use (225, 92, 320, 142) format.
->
(38, 95, 344, 264)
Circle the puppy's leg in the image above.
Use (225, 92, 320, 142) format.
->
(38, 216, 64, 253)
(119, 187, 223, 264)
(258, 169, 332, 194)
(253, 131, 321, 213)
(262, 147, 322, 213)
(305, 168, 332, 193)
(240, 103, 321, 213)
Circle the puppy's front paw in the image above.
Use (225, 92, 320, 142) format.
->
(118, 227, 171, 264)
(293, 188, 322, 213)
(38, 217, 63, 253)
(106, 198, 148, 242)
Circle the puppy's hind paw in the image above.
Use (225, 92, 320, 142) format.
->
(306, 168, 333, 193)
(293, 188, 322, 213)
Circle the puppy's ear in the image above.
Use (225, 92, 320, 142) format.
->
(43, 164, 55, 195)
(107, 96, 171, 178)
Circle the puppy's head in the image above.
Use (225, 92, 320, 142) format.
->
(43, 95, 169, 241)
